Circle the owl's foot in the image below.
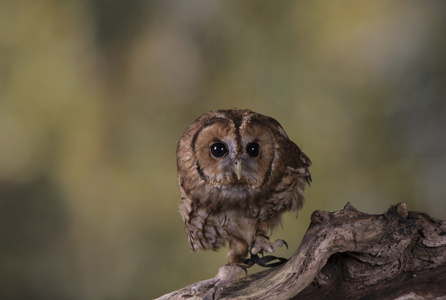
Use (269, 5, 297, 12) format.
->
(193, 265, 245, 299)
(250, 236, 288, 255)
(246, 236, 288, 268)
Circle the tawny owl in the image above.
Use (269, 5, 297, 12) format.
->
(177, 109, 311, 270)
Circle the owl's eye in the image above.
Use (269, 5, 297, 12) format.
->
(210, 142, 228, 158)
(246, 143, 260, 157)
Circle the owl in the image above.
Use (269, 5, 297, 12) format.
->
(177, 109, 311, 269)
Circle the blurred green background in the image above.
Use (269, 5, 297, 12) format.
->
(1, 1, 445, 299)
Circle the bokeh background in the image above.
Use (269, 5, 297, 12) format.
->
(1, 1, 446, 299)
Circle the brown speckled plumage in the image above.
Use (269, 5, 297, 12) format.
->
(177, 109, 311, 265)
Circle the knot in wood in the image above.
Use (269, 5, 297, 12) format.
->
(311, 210, 329, 225)
(396, 202, 408, 219)
(385, 202, 409, 222)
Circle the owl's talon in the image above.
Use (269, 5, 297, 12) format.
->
(273, 238, 288, 250)
(251, 237, 288, 255)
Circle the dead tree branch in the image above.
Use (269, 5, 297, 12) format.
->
(155, 203, 446, 300)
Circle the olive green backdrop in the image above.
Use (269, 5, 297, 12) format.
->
(1, 1, 445, 299)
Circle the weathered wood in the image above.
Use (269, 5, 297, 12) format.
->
(155, 203, 446, 300)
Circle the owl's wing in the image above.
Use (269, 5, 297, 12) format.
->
(178, 182, 227, 252)
(283, 139, 312, 186)
(267, 138, 311, 215)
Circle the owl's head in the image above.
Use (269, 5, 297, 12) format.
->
(177, 110, 305, 204)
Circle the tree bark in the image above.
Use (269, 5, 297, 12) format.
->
(155, 203, 446, 300)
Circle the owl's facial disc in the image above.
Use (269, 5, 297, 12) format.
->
(193, 120, 274, 189)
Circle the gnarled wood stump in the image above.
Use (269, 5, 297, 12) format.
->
(155, 203, 446, 300)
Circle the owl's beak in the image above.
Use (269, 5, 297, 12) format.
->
(234, 159, 242, 180)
